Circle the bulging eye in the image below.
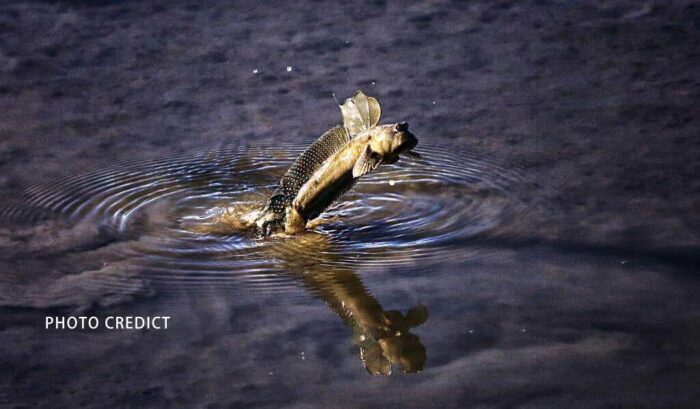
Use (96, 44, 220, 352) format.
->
(393, 122, 408, 132)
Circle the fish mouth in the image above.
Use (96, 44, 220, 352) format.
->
(397, 132, 419, 158)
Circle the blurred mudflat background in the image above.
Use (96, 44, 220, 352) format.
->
(0, 1, 698, 408)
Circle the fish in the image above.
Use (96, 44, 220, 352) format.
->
(254, 90, 420, 236)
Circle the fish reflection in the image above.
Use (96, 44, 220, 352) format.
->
(192, 203, 429, 374)
(273, 233, 428, 375)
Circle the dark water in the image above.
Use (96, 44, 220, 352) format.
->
(1, 0, 699, 407)
(0, 143, 527, 297)
(1, 142, 698, 408)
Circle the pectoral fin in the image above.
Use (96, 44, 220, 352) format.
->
(352, 145, 383, 178)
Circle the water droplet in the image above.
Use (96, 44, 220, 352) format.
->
(286, 66, 292, 72)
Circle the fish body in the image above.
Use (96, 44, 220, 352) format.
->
(293, 133, 369, 221)
(255, 90, 419, 236)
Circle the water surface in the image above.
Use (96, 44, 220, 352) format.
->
(1, 0, 698, 407)
(2, 141, 697, 408)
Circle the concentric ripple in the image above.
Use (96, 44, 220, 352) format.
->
(0, 142, 530, 295)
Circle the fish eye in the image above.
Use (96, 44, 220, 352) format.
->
(393, 122, 408, 132)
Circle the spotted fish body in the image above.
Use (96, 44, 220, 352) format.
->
(255, 90, 419, 236)
(292, 132, 376, 222)
(258, 126, 351, 225)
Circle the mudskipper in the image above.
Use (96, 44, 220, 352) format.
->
(251, 90, 420, 236)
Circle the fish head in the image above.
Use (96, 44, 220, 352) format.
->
(352, 122, 421, 178)
(378, 333, 426, 373)
(368, 122, 420, 161)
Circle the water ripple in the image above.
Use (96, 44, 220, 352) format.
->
(0, 143, 531, 295)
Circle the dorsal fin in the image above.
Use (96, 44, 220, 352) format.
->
(273, 126, 351, 205)
(340, 90, 381, 136)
